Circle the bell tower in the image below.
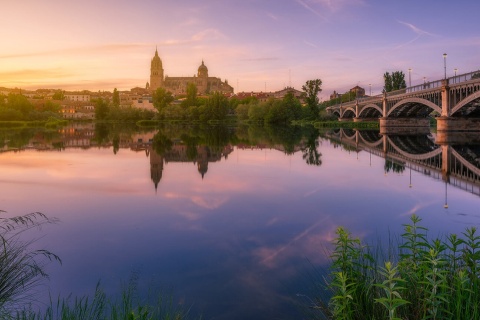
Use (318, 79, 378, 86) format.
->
(150, 47, 164, 91)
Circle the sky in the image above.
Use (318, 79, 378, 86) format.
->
(1, 0, 479, 99)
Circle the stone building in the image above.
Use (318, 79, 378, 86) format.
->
(148, 48, 234, 95)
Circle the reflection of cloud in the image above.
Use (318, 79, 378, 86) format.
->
(255, 216, 331, 268)
(191, 195, 228, 210)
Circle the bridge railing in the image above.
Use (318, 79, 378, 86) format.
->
(405, 70, 480, 93)
(326, 69, 480, 113)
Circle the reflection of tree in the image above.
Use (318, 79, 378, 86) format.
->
(302, 127, 322, 166)
(93, 123, 109, 145)
(112, 134, 120, 155)
(181, 134, 199, 161)
(152, 131, 173, 155)
(265, 125, 303, 155)
(0, 128, 36, 149)
(384, 159, 405, 173)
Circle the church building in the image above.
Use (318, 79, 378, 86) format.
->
(148, 48, 234, 95)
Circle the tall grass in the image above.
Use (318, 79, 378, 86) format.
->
(15, 278, 202, 320)
(1, 211, 200, 320)
(0, 211, 61, 319)
(315, 214, 480, 319)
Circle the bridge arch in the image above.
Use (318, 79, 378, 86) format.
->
(450, 91, 480, 116)
(341, 106, 356, 118)
(451, 148, 480, 177)
(387, 97, 442, 117)
(386, 137, 442, 161)
(358, 103, 383, 118)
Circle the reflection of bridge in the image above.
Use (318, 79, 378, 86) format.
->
(326, 71, 480, 132)
(325, 129, 480, 197)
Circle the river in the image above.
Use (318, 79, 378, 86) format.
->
(1, 123, 479, 319)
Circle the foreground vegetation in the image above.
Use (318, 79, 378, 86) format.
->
(0, 211, 199, 320)
(314, 215, 480, 320)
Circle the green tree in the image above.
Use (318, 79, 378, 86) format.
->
(384, 71, 406, 92)
(94, 98, 109, 120)
(302, 79, 322, 120)
(7, 93, 34, 117)
(182, 83, 198, 107)
(152, 87, 174, 112)
(112, 88, 120, 107)
(203, 92, 228, 121)
(51, 90, 65, 100)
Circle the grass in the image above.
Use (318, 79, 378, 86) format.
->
(15, 278, 202, 320)
(0, 211, 61, 319)
(0, 211, 200, 320)
(312, 214, 480, 319)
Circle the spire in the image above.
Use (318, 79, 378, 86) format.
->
(155, 46, 158, 56)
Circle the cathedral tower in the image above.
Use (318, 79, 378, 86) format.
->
(150, 47, 164, 91)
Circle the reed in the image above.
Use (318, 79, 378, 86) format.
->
(0, 211, 60, 319)
(15, 279, 201, 320)
(316, 214, 480, 319)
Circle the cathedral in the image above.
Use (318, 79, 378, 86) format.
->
(147, 48, 234, 95)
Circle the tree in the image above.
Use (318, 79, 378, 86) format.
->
(112, 88, 120, 107)
(94, 98, 109, 120)
(152, 87, 174, 112)
(203, 92, 228, 121)
(52, 90, 65, 100)
(302, 79, 322, 120)
(7, 93, 34, 114)
(182, 83, 198, 107)
(383, 71, 406, 92)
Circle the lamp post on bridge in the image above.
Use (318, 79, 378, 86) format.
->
(454, 68, 458, 84)
(443, 53, 447, 80)
(408, 68, 412, 87)
(369, 83, 371, 96)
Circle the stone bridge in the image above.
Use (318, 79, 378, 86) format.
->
(326, 71, 480, 131)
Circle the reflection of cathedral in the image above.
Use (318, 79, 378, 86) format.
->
(148, 48, 234, 95)
(148, 144, 233, 190)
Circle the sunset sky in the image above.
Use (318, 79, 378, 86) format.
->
(1, 0, 479, 99)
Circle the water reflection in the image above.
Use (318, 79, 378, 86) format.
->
(2, 124, 480, 319)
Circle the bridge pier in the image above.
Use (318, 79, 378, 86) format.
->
(436, 130, 480, 144)
(379, 118, 430, 134)
(353, 117, 378, 122)
(436, 117, 480, 132)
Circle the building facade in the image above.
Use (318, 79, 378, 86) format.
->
(148, 49, 234, 95)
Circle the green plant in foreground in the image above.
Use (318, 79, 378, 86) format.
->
(316, 215, 480, 320)
(0, 211, 61, 318)
(374, 261, 409, 320)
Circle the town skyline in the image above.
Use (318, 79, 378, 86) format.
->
(1, 0, 479, 100)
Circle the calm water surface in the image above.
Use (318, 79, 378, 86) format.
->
(1, 124, 480, 319)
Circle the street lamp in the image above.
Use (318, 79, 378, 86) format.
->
(454, 68, 458, 84)
(443, 53, 447, 80)
(369, 83, 371, 96)
(408, 68, 412, 87)
(444, 180, 449, 209)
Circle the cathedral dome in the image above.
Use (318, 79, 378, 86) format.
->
(197, 60, 208, 77)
